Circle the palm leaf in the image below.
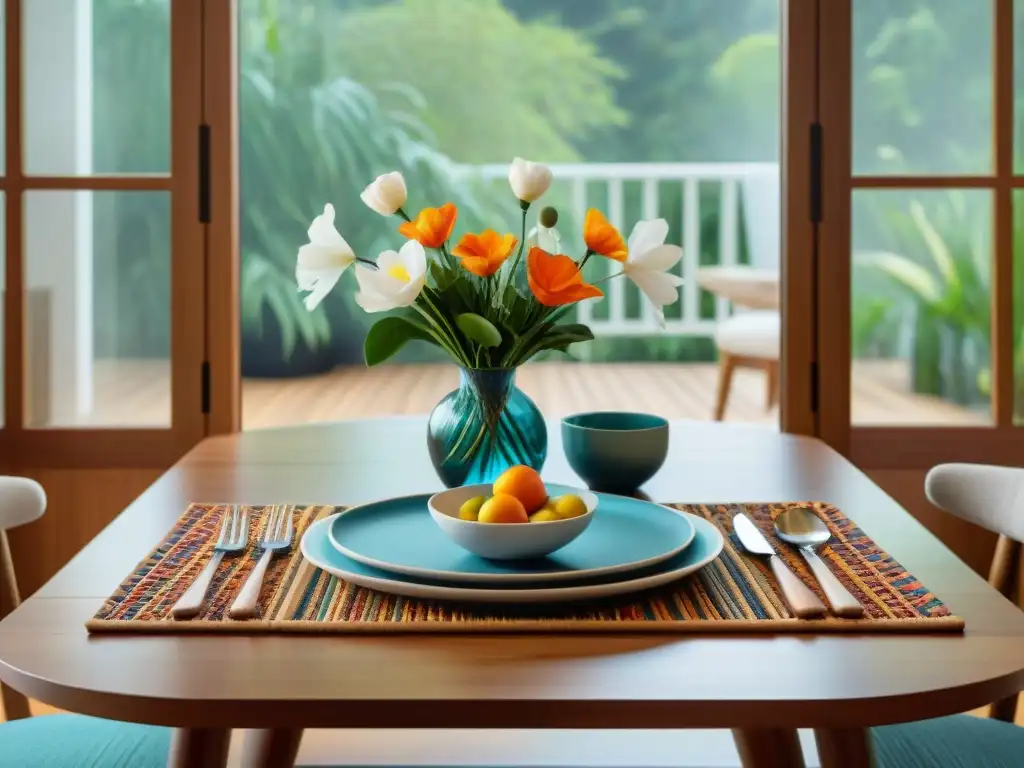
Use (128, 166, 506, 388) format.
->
(855, 250, 941, 304)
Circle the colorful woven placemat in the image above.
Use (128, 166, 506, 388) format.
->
(87, 502, 963, 634)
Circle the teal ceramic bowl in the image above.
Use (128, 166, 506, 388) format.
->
(562, 412, 669, 494)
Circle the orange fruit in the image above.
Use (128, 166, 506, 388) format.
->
(493, 465, 548, 513)
(478, 494, 529, 524)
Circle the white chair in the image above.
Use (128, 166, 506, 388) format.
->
(712, 309, 780, 421)
(0, 477, 172, 766)
(863, 463, 1024, 766)
(924, 463, 1024, 722)
(0, 477, 47, 722)
(703, 165, 782, 421)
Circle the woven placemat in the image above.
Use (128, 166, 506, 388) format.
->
(87, 502, 962, 634)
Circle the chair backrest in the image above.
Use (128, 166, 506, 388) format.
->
(925, 463, 1024, 542)
(0, 477, 45, 532)
(0, 477, 44, 721)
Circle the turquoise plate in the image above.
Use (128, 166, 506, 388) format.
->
(328, 486, 695, 585)
(302, 511, 723, 604)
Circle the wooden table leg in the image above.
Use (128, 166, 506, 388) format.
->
(814, 728, 875, 768)
(732, 728, 805, 767)
(240, 729, 304, 768)
(168, 728, 230, 768)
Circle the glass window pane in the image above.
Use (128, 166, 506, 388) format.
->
(851, 189, 990, 425)
(25, 191, 170, 428)
(853, 0, 991, 175)
(23, 0, 169, 175)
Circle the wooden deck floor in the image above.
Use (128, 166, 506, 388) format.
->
(240, 361, 986, 430)
(60, 359, 984, 429)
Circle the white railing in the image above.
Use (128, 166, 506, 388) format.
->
(472, 162, 779, 337)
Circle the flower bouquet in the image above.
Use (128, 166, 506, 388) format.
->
(296, 158, 683, 486)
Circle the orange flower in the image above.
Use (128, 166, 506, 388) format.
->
(399, 203, 458, 249)
(527, 247, 603, 307)
(583, 208, 627, 262)
(451, 230, 518, 277)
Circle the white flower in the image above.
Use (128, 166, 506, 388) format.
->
(354, 239, 427, 313)
(360, 171, 408, 216)
(508, 157, 552, 203)
(621, 219, 684, 329)
(296, 204, 356, 311)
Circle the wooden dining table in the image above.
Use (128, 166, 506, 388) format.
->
(1, 418, 1024, 768)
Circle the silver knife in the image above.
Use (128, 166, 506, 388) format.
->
(734, 513, 826, 619)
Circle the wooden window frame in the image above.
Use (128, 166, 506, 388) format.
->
(816, 0, 1023, 469)
(0, 0, 208, 469)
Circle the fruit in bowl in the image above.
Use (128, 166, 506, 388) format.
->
(455, 466, 591, 526)
(428, 468, 598, 560)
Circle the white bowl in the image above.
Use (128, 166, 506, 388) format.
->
(428, 483, 598, 560)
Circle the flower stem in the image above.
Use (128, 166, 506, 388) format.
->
(502, 206, 529, 295)
(415, 299, 469, 367)
(593, 270, 624, 285)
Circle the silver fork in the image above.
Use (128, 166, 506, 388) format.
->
(172, 505, 250, 620)
(228, 505, 294, 620)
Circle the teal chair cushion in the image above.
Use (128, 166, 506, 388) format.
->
(0, 714, 170, 768)
(873, 714, 1024, 768)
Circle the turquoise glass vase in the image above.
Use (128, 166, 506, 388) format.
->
(427, 368, 547, 488)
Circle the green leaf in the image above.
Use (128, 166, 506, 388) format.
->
(364, 316, 436, 366)
(909, 200, 957, 288)
(430, 261, 453, 291)
(546, 323, 594, 342)
(855, 251, 941, 304)
(536, 323, 595, 352)
(456, 313, 502, 348)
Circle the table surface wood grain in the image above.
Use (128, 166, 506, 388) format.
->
(1, 419, 1023, 731)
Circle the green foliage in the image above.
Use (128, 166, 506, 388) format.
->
(238, 14, 513, 360)
(242, 251, 330, 359)
(456, 313, 502, 349)
(854, 192, 990, 405)
(503, 0, 780, 162)
(709, 33, 780, 163)
(852, 1, 991, 173)
(363, 313, 437, 366)
(328, 0, 628, 162)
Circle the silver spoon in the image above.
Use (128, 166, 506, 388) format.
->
(775, 507, 864, 618)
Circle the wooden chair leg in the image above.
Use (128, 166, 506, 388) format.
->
(814, 728, 875, 768)
(732, 728, 805, 768)
(241, 729, 304, 768)
(764, 360, 780, 411)
(986, 537, 1022, 722)
(988, 535, 1018, 596)
(0, 529, 31, 721)
(169, 728, 230, 768)
(714, 352, 737, 421)
(0, 529, 21, 614)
